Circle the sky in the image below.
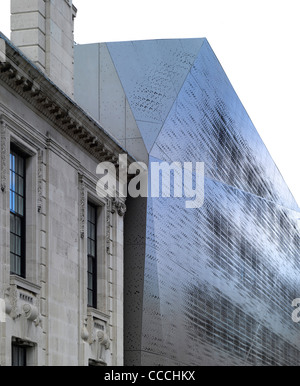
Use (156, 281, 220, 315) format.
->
(0, 0, 299, 206)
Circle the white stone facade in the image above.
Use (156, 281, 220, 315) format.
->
(11, 0, 77, 98)
(0, 30, 128, 366)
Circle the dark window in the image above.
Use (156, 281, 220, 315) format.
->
(10, 147, 26, 277)
(87, 203, 97, 308)
(12, 343, 27, 366)
(89, 358, 107, 366)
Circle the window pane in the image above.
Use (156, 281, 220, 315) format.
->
(10, 154, 15, 172)
(10, 233, 15, 254)
(17, 156, 24, 175)
(10, 170, 15, 191)
(10, 253, 21, 276)
(90, 223, 95, 240)
(88, 204, 96, 224)
(15, 236, 21, 256)
(12, 345, 27, 366)
(10, 191, 14, 212)
(88, 291, 93, 308)
(16, 216, 21, 236)
(12, 345, 18, 366)
(90, 240, 95, 256)
(10, 253, 16, 274)
(87, 203, 97, 308)
(10, 215, 22, 237)
(17, 196, 24, 216)
(16, 175, 24, 195)
(10, 149, 26, 278)
(88, 272, 93, 289)
(15, 173, 19, 193)
(16, 256, 21, 277)
(88, 256, 94, 273)
(10, 213, 15, 233)
(15, 193, 19, 214)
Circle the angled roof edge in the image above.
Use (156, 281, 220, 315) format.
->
(105, 38, 206, 152)
(202, 40, 300, 211)
(102, 37, 299, 211)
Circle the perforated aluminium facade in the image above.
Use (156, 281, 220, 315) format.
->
(74, 38, 300, 366)
(75, 39, 300, 365)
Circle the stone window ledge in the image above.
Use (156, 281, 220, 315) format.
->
(10, 275, 41, 296)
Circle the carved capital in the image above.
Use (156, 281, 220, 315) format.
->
(84, 312, 111, 364)
(111, 198, 127, 217)
(81, 318, 89, 342)
(4, 286, 18, 319)
(97, 330, 110, 350)
(5, 277, 41, 328)
(23, 303, 39, 324)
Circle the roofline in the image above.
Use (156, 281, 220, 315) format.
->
(0, 31, 137, 165)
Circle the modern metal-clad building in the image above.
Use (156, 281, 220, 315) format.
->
(74, 38, 300, 366)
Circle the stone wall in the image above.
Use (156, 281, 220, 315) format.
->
(0, 34, 126, 366)
(11, 0, 77, 98)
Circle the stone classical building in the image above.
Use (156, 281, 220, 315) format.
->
(74, 40, 300, 366)
(0, 0, 130, 366)
(1, 0, 300, 368)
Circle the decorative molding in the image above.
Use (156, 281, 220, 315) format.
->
(84, 311, 110, 364)
(0, 118, 7, 192)
(79, 173, 86, 239)
(4, 285, 18, 319)
(111, 198, 127, 217)
(10, 274, 41, 293)
(81, 318, 89, 342)
(0, 47, 128, 166)
(5, 276, 41, 323)
(23, 303, 39, 323)
(0, 103, 47, 152)
(106, 202, 111, 254)
(37, 149, 43, 213)
(97, 330, 110, 363)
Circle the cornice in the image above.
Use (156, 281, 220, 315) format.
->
(0, 35, 134, 167)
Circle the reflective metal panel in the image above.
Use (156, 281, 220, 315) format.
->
(78, 38, 300, 366)
(106, 39, 205, 151)
(132, 178, 300, 365)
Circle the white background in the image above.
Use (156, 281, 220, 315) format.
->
(1, 0, 299, 206)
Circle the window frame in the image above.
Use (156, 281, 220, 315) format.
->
(10, 145, 26, 278)
(87, 202, 98, 309)
(83, 182, 108, 313)
(12, 342, 27, 367)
